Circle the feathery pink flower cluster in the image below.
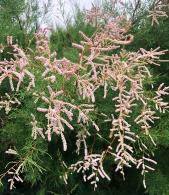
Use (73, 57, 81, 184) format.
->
(148, 1, 168, 25)
(0, 42, 35, 92)
(1, 3, 169, 190)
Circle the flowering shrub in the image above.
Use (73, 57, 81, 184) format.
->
(147, 0, 168, 25)
(0, 2, 169, 192)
